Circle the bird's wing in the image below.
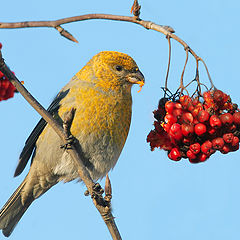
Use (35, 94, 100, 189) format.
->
(14, 90, 69, 177)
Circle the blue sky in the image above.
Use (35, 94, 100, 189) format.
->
(1, 0, 240, 239)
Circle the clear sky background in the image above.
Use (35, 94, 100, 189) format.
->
(1, 0, 240, 239)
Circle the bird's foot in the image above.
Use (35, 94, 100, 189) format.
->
(92, 183, 104, 198)
(60, 135, 75, 149)
(84, 183, 104, 197)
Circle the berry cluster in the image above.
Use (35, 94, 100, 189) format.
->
(147, 89, 240, 163)
(0, 43, 16, 101)
(0, 71, 16, 101)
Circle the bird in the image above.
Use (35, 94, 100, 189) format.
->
(0, 51, 145, 237)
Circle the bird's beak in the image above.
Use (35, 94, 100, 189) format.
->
(127, 70, 145, 92)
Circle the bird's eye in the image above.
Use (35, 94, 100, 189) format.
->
(115, 65, 123, 71)
(133, 67, 139, 73)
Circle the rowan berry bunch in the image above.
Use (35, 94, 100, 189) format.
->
(0, 43, 17, 101)
(147, 89, 240, 163)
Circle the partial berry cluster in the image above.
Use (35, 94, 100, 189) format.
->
(0, 42, 16, 101)
(147, 89, 240, 163)
(0, 71, 16, 101)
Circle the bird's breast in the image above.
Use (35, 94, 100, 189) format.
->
(58, 87, 133, 180)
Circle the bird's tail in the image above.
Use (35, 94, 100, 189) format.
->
(0, 179, 33, 237)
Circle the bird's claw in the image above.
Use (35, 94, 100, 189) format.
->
(84, 183, 104, 199)
(60, 135, 75, 149)
(91, 183, 104, 199)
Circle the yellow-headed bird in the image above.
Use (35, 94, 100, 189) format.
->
(0, 51, 145, 237)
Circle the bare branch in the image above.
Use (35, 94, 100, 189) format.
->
(0, 14, 212, 85)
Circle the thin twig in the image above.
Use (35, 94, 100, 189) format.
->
(0, 50, 121, 240)
(179, 48, 189, 94)
(164, 35, 171, 95)
(195, 61, 202, 96)
(198, 57, 215, 89)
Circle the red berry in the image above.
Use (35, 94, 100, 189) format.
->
(190, 143, 201, 154)
(163, 123, 171, 133)
(219, 113, 233, 125)
(231, 136, 239, 147)
(213, 90, 224, 103)
(173, 108, 183, 119)
(230, 144, 239, 152)
(164, 114, 177, 125)
(194, 123, 207, 136)
(165, 101, 175, 114)
(180, 95, 192, 108)
(192, 97, 200, 105)
(212, 137, 224, 150)
(181, 112, 194, 124)
(0, 88, 6, 97)
(181, 124, 194, 137)
(197, 110, 210, 122)
(209, 148, 216, 156)
(175, 102, 182, 109)
(168, 148, 181, 161)
(233, 112, 240, 125)
(0, 43, 2, 49)
(192, 101, 203, 115)
(221, 144, 230, 154)
(169, 123, 183, 141)
(201, 140, 213, 155)
(203, 91, 212, 101)
(1, 79, 10, 89)
(187, 150, 196, 160)
(187, 103, 194, 112)
(189, 158, 200, 164)
(5, 88, 14, 99)
(198, 153, 208, 162)
(223, 133, 234, 144)
(210, 115, 222, 128)
(0, 71, 4, 79)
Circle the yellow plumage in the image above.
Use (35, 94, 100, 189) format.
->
(0, 51, 145, 237)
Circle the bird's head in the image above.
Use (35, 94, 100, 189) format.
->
(80, 51, 145, 93)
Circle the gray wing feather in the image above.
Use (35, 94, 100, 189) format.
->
(14, 90, 69, 177)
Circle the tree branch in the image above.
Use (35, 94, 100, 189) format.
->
(0, 13, 212, 84)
